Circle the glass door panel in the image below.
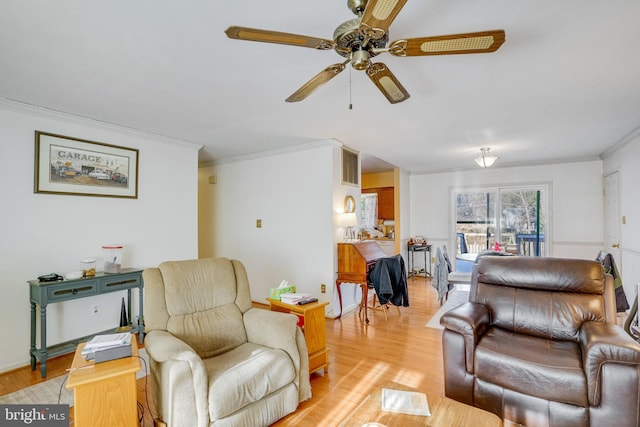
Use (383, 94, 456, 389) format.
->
(454, 186, 547, 256)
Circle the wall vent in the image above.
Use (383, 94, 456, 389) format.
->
(342, 147, 359, 186)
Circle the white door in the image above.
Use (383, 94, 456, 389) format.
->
(604, 171, 621, 262)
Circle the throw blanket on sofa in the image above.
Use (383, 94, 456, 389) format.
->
(432, 247, 451, 304)
(597, 251, 630, 312)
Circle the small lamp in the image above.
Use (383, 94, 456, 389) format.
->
(339, 212, 358, 240)
(475, 147, 498, 168)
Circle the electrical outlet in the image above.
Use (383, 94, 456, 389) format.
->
(320, 283, 326, 293)
(256, 219, 262, 228)
(91, 305, 100, 315)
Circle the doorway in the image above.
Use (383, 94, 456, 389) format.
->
(452, 185, 548, 255)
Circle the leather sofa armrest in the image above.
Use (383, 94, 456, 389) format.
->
(441, 301, 490, 372)
(579, 321, 640, 405)
(441, 301, 490, 338)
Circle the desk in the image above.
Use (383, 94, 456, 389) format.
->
(66, 338, 141, 427)
(336, 242, 386, 323)
(407, 244, 431, 279)
(28, 269, 144, 377)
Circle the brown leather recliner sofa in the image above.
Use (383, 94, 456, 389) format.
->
(441, 256, 640, 427)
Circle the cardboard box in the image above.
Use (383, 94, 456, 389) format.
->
(269, 285, 296, 300)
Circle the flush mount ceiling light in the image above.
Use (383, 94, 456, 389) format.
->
(475, 147, 498, 168)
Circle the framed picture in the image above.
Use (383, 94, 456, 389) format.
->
(34, 131, 139, 198)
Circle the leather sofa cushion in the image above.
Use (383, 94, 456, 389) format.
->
(206, 342, 296, 420)
(475, 327, 588, 407)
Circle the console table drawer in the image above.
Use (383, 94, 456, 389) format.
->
(47, 282, 98, 302)
(98, 273, 141, 292)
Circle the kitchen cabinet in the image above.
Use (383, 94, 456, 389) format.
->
(377, 187, 394, 220)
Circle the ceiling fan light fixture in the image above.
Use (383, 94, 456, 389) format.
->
(475, 147, 498, 168)
(351, 49, 371, 70)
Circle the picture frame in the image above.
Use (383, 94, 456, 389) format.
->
(34, 131, 139, 198)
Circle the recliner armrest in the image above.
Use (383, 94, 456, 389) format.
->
(579, 321, 640, 405)
(441, 302, 490, 373)
(145, 330, 209, 427)
(441, 301, 490, 338)
(243, 308, 312, 402)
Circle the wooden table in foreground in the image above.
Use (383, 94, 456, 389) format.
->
(66, 337, 141, 427)
(339, 381, 502, 427)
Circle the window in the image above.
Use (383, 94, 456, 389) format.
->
(360, 193, 377, 231)
(453, 185, 548, 256)
(342, 147, 359, 186)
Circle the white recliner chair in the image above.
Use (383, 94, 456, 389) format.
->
(143, 257, 311, 427)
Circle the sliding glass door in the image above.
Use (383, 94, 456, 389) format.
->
(453, 185, 547, 256)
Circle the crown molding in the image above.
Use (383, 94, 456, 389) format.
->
(0, 97, 203, 151)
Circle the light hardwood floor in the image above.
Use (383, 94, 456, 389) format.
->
(0, 276, 446, 426)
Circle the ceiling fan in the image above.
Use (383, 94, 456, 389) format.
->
(225, 0, 505, 104)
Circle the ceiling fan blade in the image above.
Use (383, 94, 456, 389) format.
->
(225, 26, 335, 50)
(359, 0, 408, 40)
(366, 63, 410, 104)
(286, 61, 349, 103)
(388, 29, 505, 57)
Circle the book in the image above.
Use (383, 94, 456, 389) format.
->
(381, 388, 431, 416)
(81, 332, 131, 355)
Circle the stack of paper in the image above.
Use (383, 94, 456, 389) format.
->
(81, 332, 131, 358)
(280, 293, 312, 305)
(381, 388, 431, 416)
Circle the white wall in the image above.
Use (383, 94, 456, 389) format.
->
(603, 134, 640, 306)
(409, 160, 604, 266)
(0, 102, 200, 372)
(199, 140, 353, 317)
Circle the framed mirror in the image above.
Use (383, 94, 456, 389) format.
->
(344, 195, 356, 213)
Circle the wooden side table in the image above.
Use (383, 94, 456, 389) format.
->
(66, 337, 141, 427)
(267, 298, 329, 374)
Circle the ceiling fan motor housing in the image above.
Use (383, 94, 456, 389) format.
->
(333, 18, 388, 61)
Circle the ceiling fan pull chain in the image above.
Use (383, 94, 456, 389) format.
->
(349, 66, 353, 109)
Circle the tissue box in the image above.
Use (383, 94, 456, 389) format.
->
(269, 285, 296, 300)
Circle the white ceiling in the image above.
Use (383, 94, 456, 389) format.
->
(1, 1, 639, 174)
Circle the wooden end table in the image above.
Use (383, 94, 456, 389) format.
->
(339, 380, 502, 427)
(66, 336, 141, 427)
(267, 298, 329, 374)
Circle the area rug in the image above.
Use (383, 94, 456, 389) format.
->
(0, 348, 148, 406)
(425, 288, 470, 329)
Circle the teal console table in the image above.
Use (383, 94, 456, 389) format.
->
(28, 269, 144, 378)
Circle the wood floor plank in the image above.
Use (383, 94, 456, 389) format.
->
(1, 277, 446, 427)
